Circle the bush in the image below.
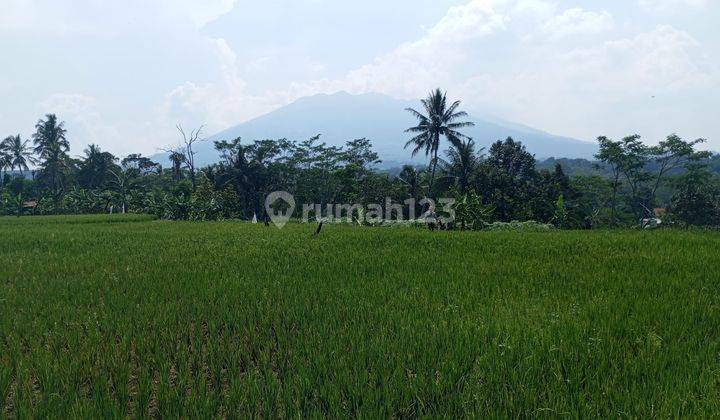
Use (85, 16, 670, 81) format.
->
(485, 220, 555, 232)
(452, 192, 495, 231)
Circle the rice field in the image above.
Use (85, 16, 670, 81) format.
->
(1, 215, 719, 417)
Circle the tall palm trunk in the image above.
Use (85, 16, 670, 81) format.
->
(428, 149, 438, 198)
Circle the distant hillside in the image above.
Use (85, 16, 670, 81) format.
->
(4, 170, 34, 180)
(537, 158, 610, 177)
(153, 91, 598, 168)
(537, 154, 720, 179)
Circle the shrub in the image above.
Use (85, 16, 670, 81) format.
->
(485, 220, 554, 232)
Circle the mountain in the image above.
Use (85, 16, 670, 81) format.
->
(154, 91, 597, 168)
(5, 170, 34, 180)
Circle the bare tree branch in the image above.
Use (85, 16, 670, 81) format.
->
(168, 124, 206, 189)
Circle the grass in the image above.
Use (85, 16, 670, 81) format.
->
(1, 215, 719, 417)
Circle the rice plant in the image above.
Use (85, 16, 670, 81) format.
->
(1, 215, 719, 417)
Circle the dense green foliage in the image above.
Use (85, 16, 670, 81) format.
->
(1, 216, 719, 416)
(3, 91, 720, 228)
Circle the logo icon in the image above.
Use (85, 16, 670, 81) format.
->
(265, 191, 296, 229)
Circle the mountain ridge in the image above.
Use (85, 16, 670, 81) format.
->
(153, 91, 598, 168)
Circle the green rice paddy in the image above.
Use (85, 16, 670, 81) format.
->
(1, 215, 719, 417)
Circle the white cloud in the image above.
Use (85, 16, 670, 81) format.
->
(158, 39, 287, 135)
(562, 25, 710, 93)
(287, 0, 509, 99)
(288, 4, 615, 100)
(458, 24, 716, 142)
(285, 3, 715, 144)
(39, 94, 125, 155)
(428, 0, 508, 41)
(158, 0, 510, 129)
(541, 8, 615, 38)
(513, 0, 557, 17)
(40, 93, 97, 117)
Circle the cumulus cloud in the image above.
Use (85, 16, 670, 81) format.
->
(289, 3, 615, 99)
(39, 94, 125, 154)
(158, 39, 288, 134)
(565, 25, 710, 93)
(541, 8, 615, 38)
(285, 2, 716, 143)
(286, 0, 509, 99)
(158, 0, 509, 128)
(513, 0, 557, 17)
(462, 24, 716, 142)
(428, 0, 508, 41)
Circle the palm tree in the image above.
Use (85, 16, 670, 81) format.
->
(442, 139, 482, 195)
(398, 165, 423, 199)
(78, 144, 117, 189)
(169, 151, 185, 181)
(33, 114, 70, 194)
(0, 140, 10, 187)
(3, 134, 34, 175)
(405, 89, 474, 196)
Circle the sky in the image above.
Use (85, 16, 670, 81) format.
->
(1, 0, 719, 157)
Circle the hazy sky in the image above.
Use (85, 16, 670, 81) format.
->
(1, 0, 719, 156)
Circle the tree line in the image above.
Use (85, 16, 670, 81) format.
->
(2, 89, 718, 228)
